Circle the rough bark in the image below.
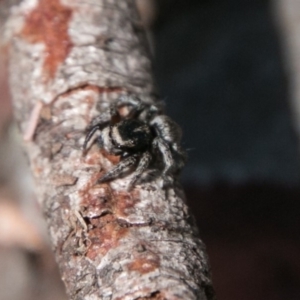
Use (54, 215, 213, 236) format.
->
(4, 0, 215, 299)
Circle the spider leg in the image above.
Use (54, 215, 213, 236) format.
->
(97, 154, 139, 184)
(151, 115, 186, 173)
(128, 151, 152, 190)
(153, 137, 174, 178)
(83, 125, 101, 150)
(151, 115, 182, 144)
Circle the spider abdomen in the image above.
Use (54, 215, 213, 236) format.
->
(151, 115, 182, 144)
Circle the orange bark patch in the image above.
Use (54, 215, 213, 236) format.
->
(83, 149, 103, 165)
(100, 150, 121, 165)
(80, 188, 112, 219)
(21, 0, 73, 80)
(86, 215, 128, 259)
(127, 256, 160, 274)
(114, 191, 140, 216)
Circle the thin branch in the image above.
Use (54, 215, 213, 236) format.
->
(4, 0, 215, 299)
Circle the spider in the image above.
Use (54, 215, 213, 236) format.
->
(83, 95, 186, 190)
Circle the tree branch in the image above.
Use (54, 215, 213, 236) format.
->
(4, 0, 215, 299)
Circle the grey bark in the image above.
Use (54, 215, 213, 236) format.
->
(4, 0, 215, 299)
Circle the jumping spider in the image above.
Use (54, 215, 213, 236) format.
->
(83, 95, 186, 190)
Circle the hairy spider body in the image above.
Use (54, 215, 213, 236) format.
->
(111, 119, 153, 152)
(83, 95, 186, 189)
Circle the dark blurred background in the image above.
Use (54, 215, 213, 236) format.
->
(1, 0, 300, 299)
(150, 0, 300, 299)
(153, 0, 300, 185)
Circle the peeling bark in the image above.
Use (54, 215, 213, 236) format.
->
(4, 0, 215, 299)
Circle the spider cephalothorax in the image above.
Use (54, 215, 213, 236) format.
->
(83, 95, 186, 189)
